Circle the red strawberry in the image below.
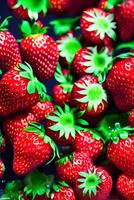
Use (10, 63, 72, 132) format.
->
(73, 130, 103, 160)
(72, 75, 108, 116)
(52, 65, 73, 106)
(20, 21, 59, 81)
(117, 174, 134, 200)
(0, 131, 6, 153)
(106, 56, 134, 111)
(0, 62, 46, 116)
(7, 0, 46, 20)
(0, 17, 21, 72)
(46, 104, 88, 145)
(49, 0, 70, 13)
(128, 109, 134, 127)
(107, 123, 134, 177)
(30, 99, 54, 122)
(57, 31, 81, 66)
(114, 0, 134, 41)
(73, 46, 113, 82)
(98, 0, 116, 12)
(74, 166, 113, 200)
(56, 152, 93, 185)
(80, 8, 116, 45)
(13, 123, 59, 175)
(0, 159, 5, 178)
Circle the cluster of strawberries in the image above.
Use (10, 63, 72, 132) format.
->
(0, 0, 134, 199)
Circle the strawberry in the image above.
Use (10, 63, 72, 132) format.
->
(0, 17, 21, 72)
(106, 56, 134, 111)
(128, 109, 134, 127)
(114, 0, 134, 41)
(72, 75, 108, 116)
(0, 159, 5, 178)
(0, 62, 47, 116)
(73, 130, 103, 160)
(13, 123, 59, 175)
(20, 21, 59, 81)
(117, 174, 134, 200)
(106, 123, 134, 177)
(7, 0, 47, 20)
(46, 104, 88, 145)
(0, 131, 6, 153)
(2, 180, 29, 200)
(48, 0, 70, 13)
(98, 0, 117, 12)
(3, 112, 37, 145)
(72, 46, 113, 82)
(52, 65, 73, 106)
(80, 8, 116, 45)
(56, 152, 93, 185)
(74, 166, 112, 200)
(57, 31, 81, 66)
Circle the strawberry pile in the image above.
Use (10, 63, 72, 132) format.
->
(0, 0, 134, 199)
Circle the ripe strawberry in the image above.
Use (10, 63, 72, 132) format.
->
(128, 109, 134, 127)
(0, 131, 6, 153)
(74, 166, 113, 200)
(72, 75, 108, 116)
(57, 31, 81, 65)
(7, 0, 47, 20)
(0, 159, 5, 178)
(20, 21, 59, 81)
(3, 112, 37, 145)
(114, 0, 134, 41)
(80, 8, 116, 45)
(72, 46, 113, 82)
(73, 130, 103, 160)
(106, 56, 134, 111)
(46, 104, 88, 145)
(0, 62, 47, 116)
(49, 0, 70, 13)
(117, 174, 134, 200)
(56, 152, 93, 185)
(52, 65, 73, 106)
(0, 17, 21, 72)
(107, 123, 134, 177)
(13, 123, 59, 175)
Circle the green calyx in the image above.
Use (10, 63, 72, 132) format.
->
(50, 17, 79, 36)
(78, 167, 102, 198)
(14, 0, 50, 20)
(81, 46, 113, 83)
(47, 104, 88, 140)
(0, 16, 12, 31)
(106, 0, 123, 10)
(20, 21, 47, 38)
(57, 33, 81, 63)
(54, 64, 73, 93)
(17, 62, 47, 99)
(25, 122, 59, 163)
(57, 153, 74, 166)
(1, 180, 24, 200)
(84, 9, 116, 40)
(75, 81, 107, 112)
(0, 134, 3, 146)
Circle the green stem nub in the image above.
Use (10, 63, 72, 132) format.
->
(78, 167, 102, 198)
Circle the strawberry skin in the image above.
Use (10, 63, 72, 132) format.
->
(0, 159, 5, 178)
(0, 69, 38, 116)
(56, 152, 93, 185)
(13, 130, 53, 175)
(117, 174, 134, 200)
(49, 0, 70, 13)
(114, 0, 134, 41)
(73, 130, 103, 160)
(106, 57, 134, 111)
(20, 34, 59, 81)
(80, 8, 116, 45)
(0, 131, 6, 153)
(72, 75, 108, 116)
(128, 109, 134, 127)
(0, 30, 21, 72)
(107, 135, 134, 177)
(74, 166, 112, 200)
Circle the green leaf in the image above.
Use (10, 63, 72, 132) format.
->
(106, 0, 123, 10)
(0, 16, 12, 30)
(119, 131, 128, 139)
(27, 80, 36, 94)
(20, 21, 32, 36)
(19, 71, 31, 79)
